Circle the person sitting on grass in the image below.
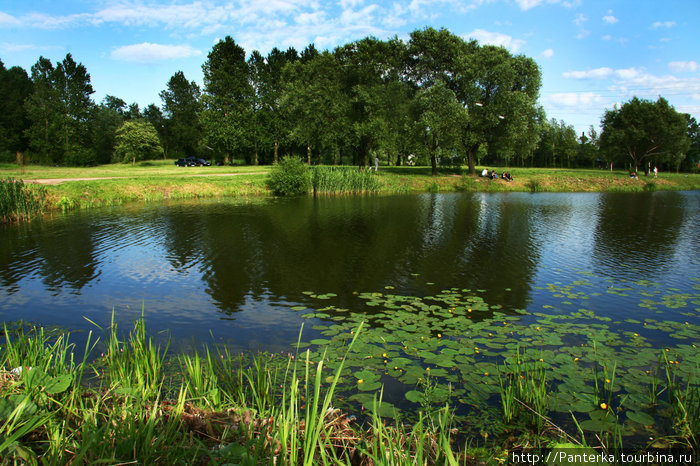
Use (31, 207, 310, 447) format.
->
(481, 168, 489, 177)
(490, 170, 498, 180)
(629, 171, 638, 179)
(502, 172, 513, 182)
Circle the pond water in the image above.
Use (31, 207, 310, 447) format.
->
(2, 190, 699, 440)
(0, 191, 698, 350)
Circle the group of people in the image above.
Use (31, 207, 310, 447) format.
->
(480, 168, 514, 181)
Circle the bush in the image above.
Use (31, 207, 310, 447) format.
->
(266, 156, 311, 196)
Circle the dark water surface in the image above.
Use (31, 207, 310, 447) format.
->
(1, 191, 698, 352)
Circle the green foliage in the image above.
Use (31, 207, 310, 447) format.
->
(267, 156, 311, 196)
(0, 178, 46, 222)
(600, 97, 690, 172)
(113, 121, 164, 165)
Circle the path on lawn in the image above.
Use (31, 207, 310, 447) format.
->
(24, 172, 266, 185)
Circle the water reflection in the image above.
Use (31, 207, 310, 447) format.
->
(0, 191, 697, 351)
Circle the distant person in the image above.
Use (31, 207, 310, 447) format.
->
(629, 172, 637, 179)
(490, 170, 498, 180)
(503, 172, 513, 182)
(653, 166, 658, 178)
(481, 168, 489, 177)
(374, 156, 379, 172)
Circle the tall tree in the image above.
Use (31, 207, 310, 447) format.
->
(25, 57, 61, 164)
(25, 54, 95, 165)
(54, 54, 96, 165)
(92, 96, 126, 164)
(160, 71, 202, 158)
(0, 60, 33, 163)
(265, 47, 298, 163)
(335, 37, 398, 169)
(415, 80, 466, 175)
(282, 51, 350, 165)
(600, 97, 690, 173)
(201, 36, 252, 164)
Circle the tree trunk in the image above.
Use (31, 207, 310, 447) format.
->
(466, 144, 478, 176)
(254, 150, 258, 166)
(132, 155, 136, 166)
(334, 149, 338, 166)
(273, 141, 278, 164)
(306, 145, 311, 165)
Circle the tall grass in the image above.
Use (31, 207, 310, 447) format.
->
(312, 166, 381, 195)
(0, 178, 47, 222)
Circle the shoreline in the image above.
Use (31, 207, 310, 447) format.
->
(1, 162, 698, 214)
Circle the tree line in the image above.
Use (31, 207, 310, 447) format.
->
(0, 28, 697, 173)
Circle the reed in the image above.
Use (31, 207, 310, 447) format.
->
(312, 166, 381, 195)
(0, 178, 46, 222)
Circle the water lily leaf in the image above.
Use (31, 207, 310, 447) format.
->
(626, 410, 654, 426)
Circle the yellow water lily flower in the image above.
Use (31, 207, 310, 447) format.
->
(600, 402, 607, 410)
(357, 379, 364, 384)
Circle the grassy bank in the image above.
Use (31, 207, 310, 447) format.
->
(0, 318, 471, 464)
(2, 314, 696, 464)
(1, 160, 699, 216)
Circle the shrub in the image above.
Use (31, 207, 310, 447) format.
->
(266, 156, 311, 196)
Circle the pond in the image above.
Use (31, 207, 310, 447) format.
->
(1, 191, 699, 441)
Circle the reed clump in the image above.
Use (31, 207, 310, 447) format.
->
(0, 178, 47, 222)
(312, 166, 381, 195)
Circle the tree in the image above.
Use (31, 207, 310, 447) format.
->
(114, 121, 163, 165)
(25, 54, 96, 165)
(201, 36, 252, 164)
(92, 96, 126, 164)
(160, 71, 202, 158)
(600, 97, 690, 174)
(415, 80, 466, 175)
(282, 50, 350, 165)
(143, 104, 168, 158)
(0, 60, 33, 163)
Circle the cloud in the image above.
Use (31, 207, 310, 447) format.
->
(602, 13, 618, 24)
(0, 42, 64, 53)
(541, 48, 554, 59)
(465, 29, 525, 53)
(547, 92, 602, 107)
(562, 67, 613, 79)
(669, 61, 699, 72)
(652, 21, 676, 28)
(0, 11, 20, 27)
(111, 43, 202, 62)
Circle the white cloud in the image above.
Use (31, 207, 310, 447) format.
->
(614, 67, 641, 80)
(669, 61, 700, 72)
(465, 29, 525, 53)
(573, 13, 587, 26)
(111, 43, 202, 62)
(0, 11, 20, 27)
(601, 34, 611, 41)
(541, 48, 554, 59)
(562, 67, 613, 79)
(0, 42, 64, 53)
(652, 21, 676, 28)
(547, 92, 602, 107)
(514, 0, 546, 10)
(602, 14, 618, 24)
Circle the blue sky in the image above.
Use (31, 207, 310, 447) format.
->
(1, 0, 699, 135)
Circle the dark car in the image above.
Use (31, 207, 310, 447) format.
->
(175, 158, 188, 167)
(184, 156, 211, 167)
